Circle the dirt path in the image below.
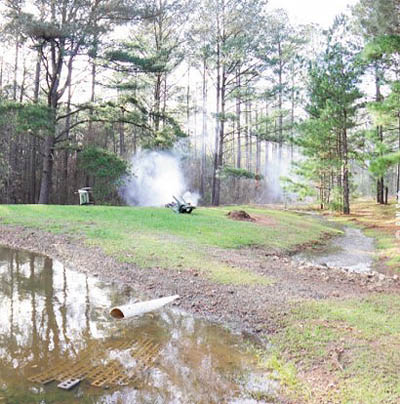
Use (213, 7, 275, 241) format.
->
(0, 224, 398, 339)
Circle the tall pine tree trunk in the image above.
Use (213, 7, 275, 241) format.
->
(333, 131, 343, 210)
(61, 76, 73, 204)
(88, 46, 97, 143)
(342, 125, 350, 215)
(39, 36, 63, 205)
(30, 50, 42, 203)
(397, 114, 400, 200)
(13, 37, 20, 101)
(236, 69, 241, 169)
(38, 134, 55, 204)
(19, 61, 27, 102)
(375, 68, 385, 204)
(248, 102, 253, 172)
(278, 41, 283, 159)
(290, 68, 295, 160)
(377, 125, 384, 204)
(215, 67, 226, 206)
(119, 116, 125, 156)
(154, 73, 162, 131)
(245, 101, 249, 170)
(200, 56, 207, 198)
(256, 109, 260, 174)
(211, 40, 221, 206)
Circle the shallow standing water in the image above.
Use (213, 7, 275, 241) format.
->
(295, 226, 375, 273)
(0, 246, 276, 404)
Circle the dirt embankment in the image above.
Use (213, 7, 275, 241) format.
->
(0, 225, 398, 339)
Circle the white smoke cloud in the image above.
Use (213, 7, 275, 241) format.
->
(120, 150, 199, 207)
(259, 143, 301, 203)
(182, 191, 200, 206)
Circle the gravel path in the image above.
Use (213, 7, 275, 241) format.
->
(0, 224, 398, 339)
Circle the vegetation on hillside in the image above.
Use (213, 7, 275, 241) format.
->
(0, 0, 399, 210)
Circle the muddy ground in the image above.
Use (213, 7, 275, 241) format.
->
(0, 224, 399, 340)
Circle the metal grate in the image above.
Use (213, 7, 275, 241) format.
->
(27, 336, 161, 389)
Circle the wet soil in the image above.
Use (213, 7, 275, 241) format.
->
(1, 224, 398, 341)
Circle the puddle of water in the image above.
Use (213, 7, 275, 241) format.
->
(0, 246, 276, 404)
(295, 226, 375, 273)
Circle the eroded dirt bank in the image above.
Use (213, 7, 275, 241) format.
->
(0, 224, 399, 338)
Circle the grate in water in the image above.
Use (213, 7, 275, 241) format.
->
(28, 336, 161, 389)
(90, 362, 128, 387)
(57, 378, 81, 390)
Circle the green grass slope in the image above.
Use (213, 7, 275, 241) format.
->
(0, 204, 340, 285)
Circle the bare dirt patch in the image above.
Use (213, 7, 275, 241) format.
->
(227, 210, 255, 222)
(226, 210, 277, 227)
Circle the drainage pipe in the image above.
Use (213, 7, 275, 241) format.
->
(110, 295, 179, 319)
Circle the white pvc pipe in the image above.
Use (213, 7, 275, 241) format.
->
(109, 295, 179, 319)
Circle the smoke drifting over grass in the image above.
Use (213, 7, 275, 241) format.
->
(120, 150, 199, 207)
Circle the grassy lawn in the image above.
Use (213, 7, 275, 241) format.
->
(1, 203, 399, 402)
(0, 204, 339, 286)
(266, 294, 400, 404)
(264, 200, 400, 403)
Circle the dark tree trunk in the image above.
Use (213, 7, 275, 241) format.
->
(19, 62, 27, 102)
(61, 76, 73, 204)
(236, 69, 241, 169)
(375, 69, 385, 205)
(248, 102, 253, 172)
(119, 118, 125, 156)
(342, 122, 350, 215)
(277, 40, 283, 159)
(377, 177, 384, 204)
(33, 50, 41, 102)
(215, 68, 226, 206)
(29, 50, 42, 203)
(38, 134, 55, 204)
(200, 56, 207, 198)
(30, 137, 38, 203)
(397, 114, 400, 200)
(88, 51, 97, 143)
(377, 126, 384, 205)
(154, 73, 162, 131)
(211, 31, 221, 206)
(13, 38, 19, 101)
(256, 109, 260, 175)
(245, 101, 249, 171)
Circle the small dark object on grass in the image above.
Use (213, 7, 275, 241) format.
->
(226, 210, 255, 222)
(166, 196, 196, 214)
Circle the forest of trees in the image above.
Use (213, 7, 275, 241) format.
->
(1, 0, 400, 213)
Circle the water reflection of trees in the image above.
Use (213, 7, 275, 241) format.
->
(0, 248, 172, 390)
(0, 247, 95, 385)
(0, 247, 254, 403)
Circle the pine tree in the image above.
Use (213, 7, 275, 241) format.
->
(296, 17, 363, 214)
